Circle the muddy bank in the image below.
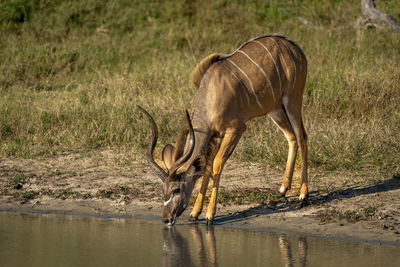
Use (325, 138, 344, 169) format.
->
(1, 149, 400, 244)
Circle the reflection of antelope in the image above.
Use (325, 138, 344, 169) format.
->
(161, 225, 307, 267)
(139, 34, 308, 225)
(279, 234, 308, 267)
(191, 226, 217, 267)
(161, 227, 193, 267)
(160, 226, 217, 267)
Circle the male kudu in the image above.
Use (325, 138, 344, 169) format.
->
(138, 34, 308, 225)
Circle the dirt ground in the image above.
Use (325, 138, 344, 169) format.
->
(1, 149, 399, 245)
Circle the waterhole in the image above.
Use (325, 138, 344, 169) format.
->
(0, 212, 399, 266)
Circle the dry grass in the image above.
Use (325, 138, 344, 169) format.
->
(0, 0, 399, 179)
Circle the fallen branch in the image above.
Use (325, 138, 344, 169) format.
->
(356, 0, 400, 34)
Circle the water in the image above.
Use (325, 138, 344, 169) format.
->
(1, 212, 400, 267)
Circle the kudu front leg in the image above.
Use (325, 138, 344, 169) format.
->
(190, 168, 212, 221)
(190, 138, 220, 221)
(205, 127, 245, 224)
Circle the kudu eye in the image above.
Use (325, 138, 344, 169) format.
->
(173, 188, 180, 194)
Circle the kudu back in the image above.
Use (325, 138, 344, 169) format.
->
(138, 34, 308, 225)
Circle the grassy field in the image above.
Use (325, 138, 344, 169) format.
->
(0, 0, 399, 179)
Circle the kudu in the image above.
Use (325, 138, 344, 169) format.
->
(138, 34, 308, 225)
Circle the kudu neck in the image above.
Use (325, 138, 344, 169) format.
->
(180, 115, 211, 170)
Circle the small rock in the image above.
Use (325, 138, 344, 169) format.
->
(14, 183, 23, 190)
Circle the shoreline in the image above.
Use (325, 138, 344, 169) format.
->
(1, 150, 400, 246)
(1, 196, 400, 247)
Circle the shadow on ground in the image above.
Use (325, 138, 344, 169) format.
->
(201, 174, 400, 225)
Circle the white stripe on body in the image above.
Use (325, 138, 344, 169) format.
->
(254, 40, 282, 94)
(230, 70, 251, 106)
(270, 38, 291, 91)
(222, 35, 268, 59)
(270, 116, 291, 140)
(227, 58, 264, 109)
(237, 50, 276, 102)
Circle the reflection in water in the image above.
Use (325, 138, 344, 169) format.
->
(279, 234, 308, 267)
(192, 226, 217, 267)
(161, 225, 309, 267)
(161, 227, 193, 267)
(161, 226, 217, 267)
(2, 212, 400, 267)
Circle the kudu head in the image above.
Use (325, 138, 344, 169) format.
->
(137, 106, 205, 225)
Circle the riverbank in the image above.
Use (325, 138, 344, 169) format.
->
(1, 149, 400, 244)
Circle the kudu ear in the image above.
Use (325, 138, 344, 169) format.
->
(162, 144, 176, 172)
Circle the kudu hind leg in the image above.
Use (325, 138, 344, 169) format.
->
(269, 107, 298, 197)
(283, 99, 308, 201)
(205, 127, 245, 223)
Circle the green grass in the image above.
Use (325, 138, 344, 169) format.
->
(96, 184, 138, 202)
(216, 188, 275, 205)
(317, 206, 379, 224)
(0, 0, 399, 178)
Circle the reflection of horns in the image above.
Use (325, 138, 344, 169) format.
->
(161, 226, 217, 267)
(278, 234, 308, 267)
(161, 227, 193, 267)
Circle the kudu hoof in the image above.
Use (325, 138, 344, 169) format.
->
(188, 216, 199, 224)
(299, 194, 310, 208)
(279, 185, 291, 198)
(275, 193, 286, 200)
(206, 219, 215, 226)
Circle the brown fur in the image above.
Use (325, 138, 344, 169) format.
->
(142, 35, 308, 225)
(190, 53, 222, 88)
(186, 35, 309, 222)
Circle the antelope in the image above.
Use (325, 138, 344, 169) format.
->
(138, 34, 308, 225)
